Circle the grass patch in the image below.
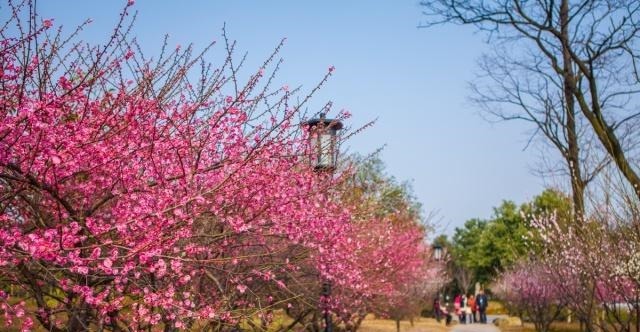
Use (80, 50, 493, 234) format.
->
(359, 316, 448, 332)
(487, 300, 508, 315)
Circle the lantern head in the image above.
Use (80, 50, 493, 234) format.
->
(303, 113, 343, 171)
(433, 244, 444, 261)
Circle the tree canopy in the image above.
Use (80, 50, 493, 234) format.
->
(445, 189, 572, 288)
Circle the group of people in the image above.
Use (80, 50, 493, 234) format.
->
(433, 290, 488, 325)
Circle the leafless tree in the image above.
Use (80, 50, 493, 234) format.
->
(420, 2, 640, 331)
(472, 42, 609, 221)
(421, 0, 640, 208)
(448, 261, 474, 294)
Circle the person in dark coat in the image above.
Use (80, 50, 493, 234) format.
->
(440, 302, 453, 326)
(433, 297, 441, 322)
(476, 290, 489, 324)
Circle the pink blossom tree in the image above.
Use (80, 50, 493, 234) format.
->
(0, 1, 435, 331)
(529, 211, 640, 332)
(0, 1, 345, 330)
(326, 156, 444, 331)
(493, 261, 567, 332)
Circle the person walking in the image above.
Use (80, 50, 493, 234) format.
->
(465, 294, 474, 324)
(476, 290, 489, 324)
(441, 302, 453, 326)
(433, 297, 441, 322)
(460, 294, 467, 324)
(453, 294, 462, 323)
(467, 294, 477, 323)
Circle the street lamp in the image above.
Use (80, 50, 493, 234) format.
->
(303, 112, 343, 171)
(303, 112, 343, 332)
(321, 281, 332, 332)
(433, 244, 443, 262)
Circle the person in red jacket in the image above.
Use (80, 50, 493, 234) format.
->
(467, 294, 477, 323)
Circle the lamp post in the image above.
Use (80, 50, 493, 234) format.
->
(321, 281, 332, 332)
(304, 112, 343, 171)
(432, 244, 445, 306)
(303, 112, 343, 332)
(433, 244, 443, 262)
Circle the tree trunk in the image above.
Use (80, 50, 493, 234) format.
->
(67, 300, 90, 332)
(635, 301, 639, 332)
(352, 313, 366, 331)
(560, 3, 600, 332)
(559, 0, 585, 222)
(559, 0, 640, 202)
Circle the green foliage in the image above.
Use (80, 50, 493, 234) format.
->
(449, 200, 530, 284)
(522, 189, 573, 223)
(432, 234, 449, 249)
(346, 155, 424, 227)
(445, 189, 572, 286)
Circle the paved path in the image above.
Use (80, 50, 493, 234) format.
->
(449, 315, 505, 332)
(450, 322, 499, 332)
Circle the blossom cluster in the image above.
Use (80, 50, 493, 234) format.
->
(0, 2, 433, 331)
(504, 212, 640, 331)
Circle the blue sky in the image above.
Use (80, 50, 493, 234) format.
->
(32, 1, 547, 234)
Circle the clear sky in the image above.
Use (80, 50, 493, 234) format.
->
(32, 0, 547, 235)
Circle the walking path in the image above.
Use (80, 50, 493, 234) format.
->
(449, 315, 505, 332)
